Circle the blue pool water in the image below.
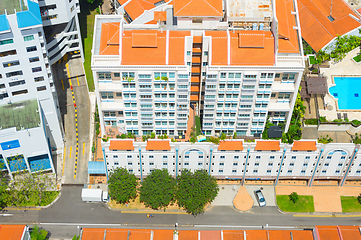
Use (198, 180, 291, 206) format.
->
(329, 77, 361, 110)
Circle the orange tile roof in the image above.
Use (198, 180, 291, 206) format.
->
(223, 230, 245, 240)
(82, 228, 173, 240)
(244, 230, 268, 240)
(218, 141, 243, 151)
(255, 140, 280, 151)
(338, 226, 361, 240)
(315, 226, 340, 240)
(105, 229, 128, 240)
(169, 31, 191, 65)
(205, 31, 275, 66)
(146, 140, 171, 150)
(174, 0, 223, 17)
(109, 140, 134, 150)
(190, 95, 199, 101)
(292, 141, 317, 151)
(268, 230, 292, 240)
(205, 31, 228, 65)
(193, 36, 202, 43)
(154, 11, 167, 21)
(132, 30, 158, 47)
(179, 230, 198, 240)
(291, 230, 314, 240)
(192, 66, 201, 73)
(124, 0, 157, 21)
(120, 30, 190, 65)
(230, 31, 275, 65)
(192, 57, 201, 63)
(276, 0, 300, 53)
(200, 230, 221, 240)
(297, 0, 361, 52)
(99, 22, 120, 55)
(0, 225, 26, 240)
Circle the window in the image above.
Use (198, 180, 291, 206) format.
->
(3, 60, 20, 68)
(267, 170, 271, 173)
(23, 35, 34, 41)
(26, 46, 37, 52)
(184, 162, 189, 165)
(6, 71, 23, 78)
(127, 155, 132, 159)
(220, 156, 225, 159)
(268, 163, 273, 166)
(234, 156, 239, 159)
(253, 170, 258, 173)
(255, 163, 259, 166)
(0, 39, 14, 45)
(37, 86, 46, 92)
(233, 163, 238, 166)
(327, 156, 332, 159)
(32, 67, 42, 73)
(9, 80, 25, 87)
(29, 57, 40, 63)
(338, 163, 343, 166)
(219, 163, 224, 166)
(163, 155, 168, 159)
(303, 163, 308, 166)
(34, 76, 44, 82)
(256, 156, 261, 159)
(12, 89, 28, 96)
(163, 162, 168, 166)
(301, 170, 306, 174)
(291, 156, 296, 159)
(341, 156, 346, 160)
(322, 170, 327, 173)
(288, 170, 292, 173)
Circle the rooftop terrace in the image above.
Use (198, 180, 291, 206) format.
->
(0, 0, 28, 15)
(0, 99, 41, 131)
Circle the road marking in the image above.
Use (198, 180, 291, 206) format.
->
(120, 211, 188, 215)
(61, 79, 64, 90)
(62, 146, 66, 176)
(77, 75, 80, 86)
(294, 214, 361, 218)
(69, 146, 72, 158)
(83, 143, 85, 155)
(0, 214, 13, 216)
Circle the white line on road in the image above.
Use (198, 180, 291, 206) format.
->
(39, 223, 123, 226)
(0, 214, 14, 217)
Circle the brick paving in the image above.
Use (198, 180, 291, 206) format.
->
(233, 186, 254, 211)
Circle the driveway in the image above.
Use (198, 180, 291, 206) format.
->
(212, 185, 240, 206)
(245, 185, 276, 207)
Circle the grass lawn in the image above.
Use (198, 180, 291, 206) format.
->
(353, 54, 361, 63)
(276, 195, 315, 212)
(309, 55, 317, 65)
(13, 191, 59, 207)
(195, 116, 201, 136)
(79, 0, 100, 91)
(341, 196, 361, 212)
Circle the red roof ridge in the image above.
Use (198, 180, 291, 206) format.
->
(174, 0, 223, 17)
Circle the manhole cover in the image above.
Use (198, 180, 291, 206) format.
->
(327, 105, 333, 110)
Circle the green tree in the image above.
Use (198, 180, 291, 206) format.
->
(139, 169, 176, 209)
(72, 235, 80, 240)
(108, 168, 138, 204)
(357, 194, 361, 204)
(289, 192, 299, 203)
(176, 169, 219, 216)
(150, 132, 156, 139)
(220, 133, 227, 141)
(30, 225, 48, 240)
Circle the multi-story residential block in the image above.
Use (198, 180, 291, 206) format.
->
(93, 0, 305, 138)
(0, 0, 80, 177)
(99, 139, 359, 186)
(39, 0, 84, 64)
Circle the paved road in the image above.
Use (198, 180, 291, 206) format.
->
(2, 186, 361, 239)
(52, 54, 90, 184)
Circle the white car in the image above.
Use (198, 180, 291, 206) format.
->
(254, 189, 266, 207)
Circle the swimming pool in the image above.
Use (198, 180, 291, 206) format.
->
(329, 76, 361, 110)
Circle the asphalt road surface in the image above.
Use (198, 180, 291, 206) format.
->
(1, 186, 361, 239)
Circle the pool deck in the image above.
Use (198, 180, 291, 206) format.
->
(319, 47, 361, 121)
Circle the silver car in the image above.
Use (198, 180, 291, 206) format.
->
(254, 189, 266, 207)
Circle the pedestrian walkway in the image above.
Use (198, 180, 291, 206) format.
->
(233, 186, 254, 211)
(212, 185, 240, 206)
(276, 186, 361, 213)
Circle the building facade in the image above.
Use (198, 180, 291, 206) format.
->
(92, 0, 305, 138)
(0, 0, 78, 177)
(101, 139, 360, 186)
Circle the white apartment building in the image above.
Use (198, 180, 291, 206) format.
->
(39, 0, 84, 65)
(0, 0, 66, 177)
(92, 0, 304, 138)
(101, 139, 360, 186)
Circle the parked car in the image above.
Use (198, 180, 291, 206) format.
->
(254, 189, 266, 207)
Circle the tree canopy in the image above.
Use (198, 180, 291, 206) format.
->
(139, 169, 176, 209)
(176, 169, 219, 216)
(108, 167, 138, 204)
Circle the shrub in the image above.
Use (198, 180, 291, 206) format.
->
(289, 192, 299, 203)
(319, 116, 327, 122)
(304, 119, 318, 125)
(352, 119, 361, 126)
(318, 135, 333, 144)
(357, 194, 361, 204)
